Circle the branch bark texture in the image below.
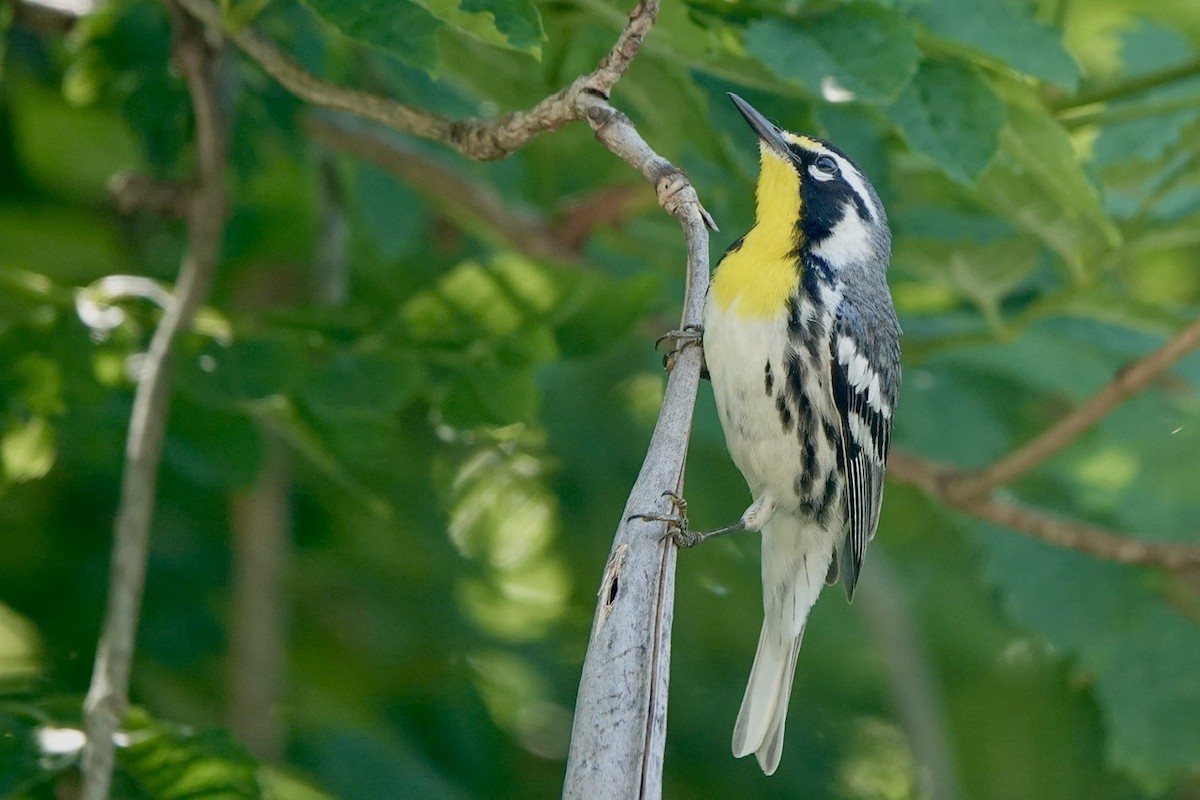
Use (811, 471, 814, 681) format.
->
(172, 0, 665, 162)
(81, 6, 228, 798)
(172, 0, 714, 795)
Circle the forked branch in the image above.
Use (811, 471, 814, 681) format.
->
(886, 316, 1200, 571)
(946, 318, 1200, 503)
(172, 0, 663, 161)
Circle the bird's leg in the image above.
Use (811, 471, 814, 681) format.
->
(657, 324, 705, 374)
(629, 492, 774, 549)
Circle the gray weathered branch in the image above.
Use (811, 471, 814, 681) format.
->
(81, 5, 229, 797)
(173, 0, 715, 795)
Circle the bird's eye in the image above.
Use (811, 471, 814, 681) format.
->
(814, 155, 839, 175)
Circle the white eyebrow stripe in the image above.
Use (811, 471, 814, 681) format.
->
(836, 158, 878, 224)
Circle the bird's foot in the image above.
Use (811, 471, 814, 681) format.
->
(628, 491, 700, 548)
(658, 324, 704, 373)
(628, 491, 748, 549)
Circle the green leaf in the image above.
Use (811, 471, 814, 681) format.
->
(1, 417, 55, 482)
(298, 0, 442, 72)
(117, 715, 260, 798)
(910, 0, 1079, 89)
(441, 362, 539, 428)
(894, 236, 1039, 326)
(258, 397, 394, 517)
(975, 81, 1120, 278)
(979, 529, 1200, 790)
(1091, 22, 1200, 169)
(889, 60, 1004, 184)
(416, 0, 543, 56)
(164, 399, 264, 490)
(744, 5, 919, 104)
(302, 350, 424, 421)
(177, 335, 307, 410)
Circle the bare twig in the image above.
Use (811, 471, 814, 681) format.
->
(13, 0, 90, 34)
(173, 0, 666, 162)
(887, 450, 1200, 569)
(945, 318, 1200, 503)
(81, 6, 229, 798)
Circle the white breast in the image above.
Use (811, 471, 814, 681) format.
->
(703, 297, 800, 503)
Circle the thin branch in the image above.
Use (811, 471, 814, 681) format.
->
(1054, 57, 1200, 111)
(562, 165, 709, 800)
(887, 449, 1200, 570)
(173, 0, 664, 162)
(81, 5, 229, 798)
(306, 115, 648, 266)
(947, 318, 1200, 502)
(303, 115, 583, 265)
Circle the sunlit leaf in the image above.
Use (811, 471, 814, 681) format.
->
(976, 80, 1120, 278)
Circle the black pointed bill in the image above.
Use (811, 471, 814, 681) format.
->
(728, 93, 792, 159)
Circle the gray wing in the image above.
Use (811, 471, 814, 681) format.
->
(828, 304, 899, 601)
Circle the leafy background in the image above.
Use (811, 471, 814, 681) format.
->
(3, 0, 1200, 797)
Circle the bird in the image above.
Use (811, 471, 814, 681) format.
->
(669, 93, 901, 775)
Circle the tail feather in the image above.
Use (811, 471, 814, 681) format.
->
(732, 516, 835, 774)
(732, 625, 801, 774)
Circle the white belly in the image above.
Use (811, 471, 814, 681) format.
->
(703, 295, 842, 519)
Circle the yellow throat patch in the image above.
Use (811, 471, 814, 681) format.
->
(711, 146, 805, 318)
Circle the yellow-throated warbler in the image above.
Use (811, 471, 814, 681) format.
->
(661, 93, 901, 775)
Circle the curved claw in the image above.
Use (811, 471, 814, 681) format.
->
(629, 490, 693, 546)
(655, 324, 704, 352)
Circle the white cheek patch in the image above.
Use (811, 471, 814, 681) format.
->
(814, 205, 875, 265)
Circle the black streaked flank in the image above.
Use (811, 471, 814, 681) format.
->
(764, 361, 774, 396)
(802, 439, 817, 480)
(775, 394, 793, 432)
(786, 296, 804, 336)
(817, 471, 839, 525)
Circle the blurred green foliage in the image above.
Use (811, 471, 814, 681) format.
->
(2, 0, 1200, 797)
